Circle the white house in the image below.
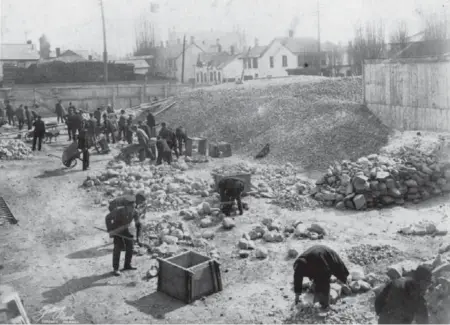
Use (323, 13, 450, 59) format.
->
(194, 52, 242, 84)
(115, 58, 151, 75)
(153, 38, 204, 83)
(240, 39, 297, 79)
(0, 43, 40, 82)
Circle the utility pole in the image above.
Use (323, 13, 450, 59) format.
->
(317, 0, 321, 71)
(181, 35, 186, 83)
(99, 0, 108, 84)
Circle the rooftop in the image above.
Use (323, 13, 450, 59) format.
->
(0, 43, 40, 61)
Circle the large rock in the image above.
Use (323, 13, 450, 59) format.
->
(307, 223, 326, 235)
(350, 267, 365, 281)
(222, 217, 236, 230)
(387, 260, 419, 279)
(255, 247, 269, 259)
(353, 175, 369, 192)
(353, 194, 366, 210)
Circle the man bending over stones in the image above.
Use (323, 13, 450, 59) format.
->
(374, 265, 432, 324)
(294, 244, 349, 310)
(218, 177, 245, 216)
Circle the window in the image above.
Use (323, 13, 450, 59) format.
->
(204, 73, 207, 82)
(201, 73, 204, 83)
(282, 55, 288, 67)
(218, 72, 221, 82)
(214, 71, 217, 81)
(210, 72, 213, 81)
(197, 73, 200, 83)
(168, 59, 172, 68)
(269, 56, 274, 68)
(321, 59, 326, 65)
(255, 74, 259, 79)
(253, 58, 258, 69)
(248, 58, 252, 69)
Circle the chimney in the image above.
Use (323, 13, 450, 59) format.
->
(216, 38, 222, 52)
(166, 41, 169, 47)
(230, 45, 235, 55)
(254, 38, 259, 46)
(160, 41, 164, 48)
(177, 38, 181, 45)
(88, 55, 92, 61)
(288, 30, 294, 38)
(56, 48, 61, 57)
(190, 36, 195, 45)
(26, 40, 32, 45)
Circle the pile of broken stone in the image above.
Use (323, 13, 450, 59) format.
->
(313, 151, 450, 210)
(213, 162, 316, 210)
(83, 160, 213, 212)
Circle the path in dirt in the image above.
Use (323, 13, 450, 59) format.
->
(0, 138, 449, 324)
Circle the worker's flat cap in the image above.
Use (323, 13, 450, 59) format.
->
(123, 195, 136, 203)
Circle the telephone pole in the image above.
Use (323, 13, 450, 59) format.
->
(181, 35, 186, 83)
(317, 0, 321, 71)
(99, 0, 108, 84)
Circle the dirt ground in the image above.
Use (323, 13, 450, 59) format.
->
(0, 128, 449, 324)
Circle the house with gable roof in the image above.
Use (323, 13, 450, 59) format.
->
(239, 38, 298, 79)
(0, 42, 40, 83)
(194, 52, 242, 84)
(153, 38, 204, 83)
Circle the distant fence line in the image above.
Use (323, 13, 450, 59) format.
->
(364, 56, 450, 131)
(0, 82, 190, 117)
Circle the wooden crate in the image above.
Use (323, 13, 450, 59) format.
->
(211, 173, 252, 194)
(157, 251, 223, 304)
(185, 137, 208, 156)
(209, 142, 232, 158)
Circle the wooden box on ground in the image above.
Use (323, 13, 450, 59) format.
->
(211, 173, 252, 194)
(185, 137, 208, 156)
(157, 251, 223, 304)
(209, 142, 232, 158)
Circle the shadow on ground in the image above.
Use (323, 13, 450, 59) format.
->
(125, 291, 185, 319)
(41, 272, 114, 304)
(35, 168, 83, 178)
(66, 243, 113, 259)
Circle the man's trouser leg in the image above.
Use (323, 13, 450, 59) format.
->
(112, 236, 123, 271)
(138, 148, 146, 162)
(313, 275, 331, 308)
(38, 135, 44, 151)
(32, 135, 37, 150)
(156, 152, 162, 165)
(82, 149, 90, 170)
(67, 127, 72, 140)
(71, 129, 77, 141)
(165, 151, 172, 164)
(123, 230, 134, 268)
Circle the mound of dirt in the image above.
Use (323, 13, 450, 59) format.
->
(159, 77, 390, 170)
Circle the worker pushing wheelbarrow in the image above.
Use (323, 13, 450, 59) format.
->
(116, 137, 156, 165)
(47, 141, 82, 168)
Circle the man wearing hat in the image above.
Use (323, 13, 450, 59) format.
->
(293, 245, 349, 310)
(105, 195, 140, 276)
(375, 265, 432, 324)
(32, 116, 46, 151)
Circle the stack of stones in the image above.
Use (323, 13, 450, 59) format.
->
(312, 152, 450, 210)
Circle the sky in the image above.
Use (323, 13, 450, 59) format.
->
(0, 0, 448, 58)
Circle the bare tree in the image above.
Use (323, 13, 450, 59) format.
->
(133, 14, 156, 56)
(420, 11, 449, 40)
(349, 20, 386, 75)
(38, 34, 51, 59)
(390, 20, 409, 45)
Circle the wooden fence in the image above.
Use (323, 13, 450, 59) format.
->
(0, 82, 189, 117)
(364, 56, 450, 131)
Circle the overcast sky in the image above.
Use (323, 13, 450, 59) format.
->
(0, 0, 448, 57)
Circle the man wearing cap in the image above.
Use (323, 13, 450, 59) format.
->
(375, 265, 432, 324)
(15, 105, 25, 130)
(55, 100, 65, 124)
(293, 245, 349, 310)
(24, 106, 32, 130)
(77, 120, 90, 171)
(105, 195, 140, 276)
(118, 110, 127, 141)
(125, 115, 134, 144)
(156, 136, 172, 165)
(32, 116, 46, 151)
(133, 125, 155, 161)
